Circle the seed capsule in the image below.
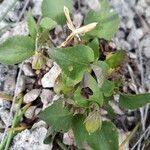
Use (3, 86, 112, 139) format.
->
(32, 52, 46, 70)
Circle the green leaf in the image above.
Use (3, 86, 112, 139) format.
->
(74, 73, 103, 107)
(92, 61, 109, 88)
(72, 114, 88, 148)
(119, 93, 150, 109)
(102, 80, 115, 97)
(105, 51, 127, 68)
(48, 45, 94, 85)
(87, 121, 118, 150)
(40, 17, 57, 31)
(0, 36, 35, 64)
(84, 0, 120, 40)
(42, 0, 73, 25)
(88, 38, 99, 60)
(27, 11, 37, 39)
(39, 100, 73, 132)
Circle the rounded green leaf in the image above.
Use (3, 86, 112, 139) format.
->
(87, 121, 118, 150)
(40, 17, 57, 30)
(84, 0, 120, 40)
(0, 36, 35, 64)
(39, 100, 73, 132)
(48, 45, 94, 86)
(42, 0, 73, 25)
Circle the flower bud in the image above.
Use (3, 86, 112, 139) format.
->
(32, 52, 46, 70)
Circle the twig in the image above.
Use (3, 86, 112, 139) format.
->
(0, 62, 24, 146)
(119, 123, 140, 150)
(131, 125, 150, 150)
(17, 0, 30, 21)
(55, 138, 68, 150)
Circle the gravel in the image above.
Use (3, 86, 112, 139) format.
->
(0, 0, 150, 149)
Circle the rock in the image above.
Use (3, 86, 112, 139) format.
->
(73, 13, 83, 27)
(40, 89, 54, 109)
(127, 28, 144, 49)
(34, 108, 42, 116)
(32, 0, 43, 17)
(63, 130, 74, 146)
(118, 129, 129, 150)
(24, 106, 37, 119)
(0, 108, 11, 126)
(41, 63, 61, 88)
(109, 101, 124, 115)
(11, 125, 52, 150)
(86, 0, 100, 12)
(22, 63, 35, 77)
(25, 77, 36, 91)
(23, 89, 41, 103)
(3, 75, 16, 95)
(143, 47, 150, 58)
(110, 0, 134, 18)
(15, 75, 26, 96)
(145, 7, 150, 18)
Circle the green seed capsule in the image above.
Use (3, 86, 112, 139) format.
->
(32, 52, 46, 70)
(85, 111, 102, 134)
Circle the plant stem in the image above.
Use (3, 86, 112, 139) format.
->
(0, 96, 23, 150)
(119, 122, 140, 150)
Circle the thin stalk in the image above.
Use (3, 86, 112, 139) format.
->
(55, 138, 68, 150)
(0, 92, 13, 101)
(4, 96, 23, 150)
(119, 123, 140, 150)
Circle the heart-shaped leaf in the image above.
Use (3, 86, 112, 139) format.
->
(119, 93, 150, 109)
(48, 45, 94, 85)
(72, 114, 88, 148)
(74, 73, 103, 107)
(84, 0, 120, 40)
(0, 36, 35, 64)
(39, 100, 73, 132)
(42, 0, 73, 25)
(87, 121, 118, 150)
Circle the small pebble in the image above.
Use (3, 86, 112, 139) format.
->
(41, 63, 61, 88)
(24, 106, 37, 119)
(23, 89, 41, 103)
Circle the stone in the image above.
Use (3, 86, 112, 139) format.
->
(143, 47, 150, 58)
(0, 108, 11, 126)
(11, 125, 52, 150)
(22, 63, 35, 77)
(40, 89, 54, 109)
(73, 13, 83, 28)
(86, 0, 100, 12)
(41, 63, 61, 88)
(24, 106, 37, 119)
(3, 75, 16, 95)
(63, 130, 74, 146)
(23, 89, 41, 103)
(15, 75, 26, 96)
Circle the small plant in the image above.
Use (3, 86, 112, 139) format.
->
(0, 0, 150, 149)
